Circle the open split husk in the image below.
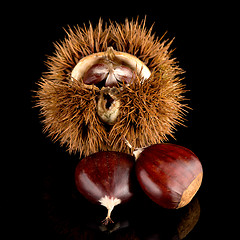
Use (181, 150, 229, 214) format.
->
(36, 18, 188, 157)
(71, 46, 151, 82)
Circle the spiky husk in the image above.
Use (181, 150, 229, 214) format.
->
(36, 18, 187, 157)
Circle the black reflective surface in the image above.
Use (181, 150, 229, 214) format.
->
(14, 5, 233, 239)
(38, 152, 202, 240)
(19, 144, 223, 239)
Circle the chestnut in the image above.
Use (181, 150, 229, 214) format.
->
(71, 47, 151, 85)
(75, 151, 135, 224)
(83, 63, 135, 88)
(135, 144, 203, 209)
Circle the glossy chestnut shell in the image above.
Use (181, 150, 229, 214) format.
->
(135, 144, 203, 209)
(83, 63, 135, 88)
(75, 151, 135, 224)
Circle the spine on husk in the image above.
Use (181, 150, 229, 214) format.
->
(36, 18, 187, 158)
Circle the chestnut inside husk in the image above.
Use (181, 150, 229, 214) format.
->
(36, 19, 187, 158)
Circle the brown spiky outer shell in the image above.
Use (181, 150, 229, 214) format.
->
(36, 18, 187, 158)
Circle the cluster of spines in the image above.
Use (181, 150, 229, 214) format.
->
(36, 18, 187, 157)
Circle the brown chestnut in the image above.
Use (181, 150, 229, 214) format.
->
(135, 144, 203, 209)
(83, 62, 135, 88)
(83, 63, 109, 85)
(75, 151, 135, 224)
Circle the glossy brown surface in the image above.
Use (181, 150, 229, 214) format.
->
(135, 144, 203, 209)
(75, 151, 135, 204)
(83, 63, 108, 85)
(83, 63, 135, 88)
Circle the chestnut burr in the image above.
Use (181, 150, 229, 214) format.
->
(135, 144, 203, 209)
(75, 151, 135, 224)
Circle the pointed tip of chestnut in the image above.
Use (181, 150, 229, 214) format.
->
(99, 196, 121, 225)
(135, 144, 203, 209)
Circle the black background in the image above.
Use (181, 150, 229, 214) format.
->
(9, 2, 236, 239)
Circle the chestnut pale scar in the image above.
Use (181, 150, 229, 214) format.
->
(177, 172, 203, 209)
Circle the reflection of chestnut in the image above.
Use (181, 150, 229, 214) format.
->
(177, 198, 201, 239)
(135, 144, 203, 209)
(75, 151, 135, 224)
(132, 196, 200, 240)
